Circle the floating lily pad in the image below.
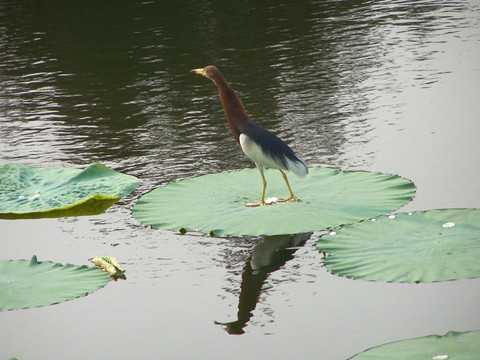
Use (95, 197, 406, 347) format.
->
(318, 208, 480, 282)
(0, 163, 140, 219)
(133, 167, 415, 236)
(0, 256, 111, 311)
(350, 331, 480, 359)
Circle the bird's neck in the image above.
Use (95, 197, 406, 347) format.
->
(213, 77, 248, 143)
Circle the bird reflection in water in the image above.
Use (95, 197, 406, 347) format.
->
(215, 233, 311, 334)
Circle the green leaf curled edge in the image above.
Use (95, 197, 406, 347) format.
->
(0, 194, 121, 219)
(0, 255, 111, 311)
(318, 208, 480, 283)
(350, 331, 480, 359)
(0, 162, 140, 219)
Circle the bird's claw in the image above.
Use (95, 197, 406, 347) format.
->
(278, 196, 301, 203)
(245, 197, 278, 207)
(246, 196, 301, 207)
(245, 201, 265, 207)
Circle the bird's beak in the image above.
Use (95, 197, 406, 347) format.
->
(190, 68, 206, 76)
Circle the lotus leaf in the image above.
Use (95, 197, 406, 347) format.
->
(318, 208, 480, 282)
(132, 167, 415, 236)
(350, 331, 480, 359)
(0, 163, 140, 219)
(0, 256, 111, 311)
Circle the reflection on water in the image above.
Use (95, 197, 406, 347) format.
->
(216, 233, 311, 334)
(0, 0, 479, 343)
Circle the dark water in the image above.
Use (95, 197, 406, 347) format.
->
(1, 1, 480, 359)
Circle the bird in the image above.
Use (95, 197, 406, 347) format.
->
(190, 65, 308, 207)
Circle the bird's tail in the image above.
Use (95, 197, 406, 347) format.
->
(285, 156, 308, 178)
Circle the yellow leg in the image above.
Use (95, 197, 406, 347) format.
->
(260, 173, 267, 204)
(278, 170, 301, 202)
(246, 164, 269, 207)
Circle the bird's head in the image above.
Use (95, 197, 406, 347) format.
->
(190, 65, 219, 80)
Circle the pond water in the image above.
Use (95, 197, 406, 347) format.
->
(1, 0, 480, 359)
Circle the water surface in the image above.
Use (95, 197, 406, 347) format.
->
(1, 1, 480, 359)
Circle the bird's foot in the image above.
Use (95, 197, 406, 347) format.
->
(245, 201, 263, 207)
(278, 195, 301, 203)
(245, 197, 278, 207)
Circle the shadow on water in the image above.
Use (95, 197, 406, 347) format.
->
(216, 233, 311, 334)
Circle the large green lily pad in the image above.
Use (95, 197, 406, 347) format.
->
(318, 208, 480, 282)
(0, 256, 111, 311)
(132, 167, 415, 236)
(350, 331, 480, 359)
(0, 163, 140, 219)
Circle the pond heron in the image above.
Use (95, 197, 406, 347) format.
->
(191, 65, 307, 206)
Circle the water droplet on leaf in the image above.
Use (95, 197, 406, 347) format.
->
(442, 222, 455, 228)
